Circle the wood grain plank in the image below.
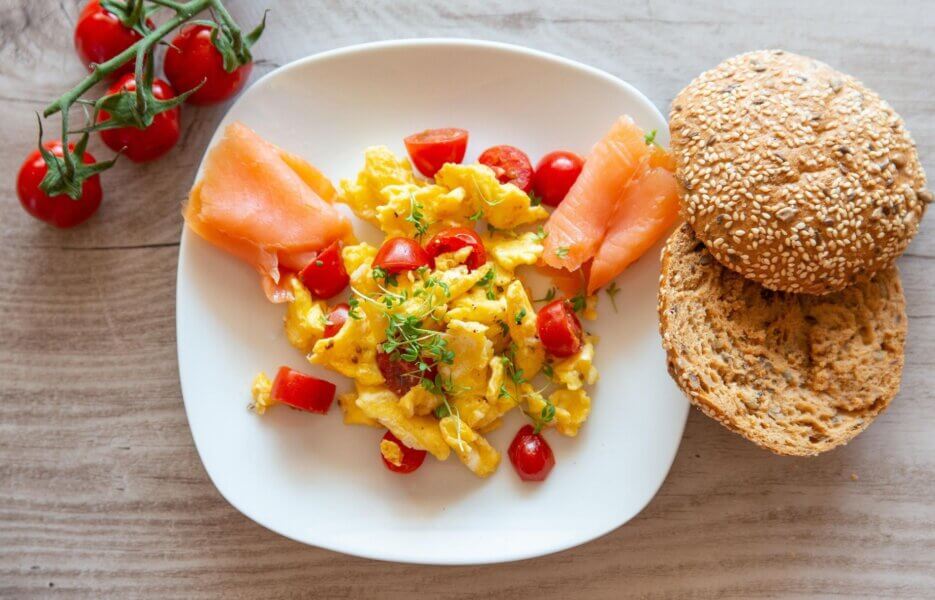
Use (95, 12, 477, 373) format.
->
(1, 0, 934, 598)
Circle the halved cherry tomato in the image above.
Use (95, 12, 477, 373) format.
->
(532, 151, 584, 207)
(163, 24, 253, 105)
(74, 0, 149, 77)
(98, 74, 181, 163)
(404, 128, 468, 177)
(17, 141, 102, 228)
(270, 366, 336, 414)
(424, 227, 487, 271)
(381, 431, 427, 474)
(508, 425, 555, 482)
(373, 237, 431, 274)
(299, 241, 349, 299)
(537, 299, 583, 357)
(478, 145, 534, 193)
(323, 303, 350, 338)
(376, 351, 433, 396)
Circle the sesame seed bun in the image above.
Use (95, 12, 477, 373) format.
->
(659, 224, 906, 456)
(669, 50, 930, 295)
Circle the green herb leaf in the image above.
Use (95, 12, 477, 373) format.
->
(534, 287, 557, 303)
(529, 191, 542, 207)
(468, 209, 484, 222)
(644, 129, 657, 146)
(569, 293, 587, 314)
(433, 403, 450, 419)
(555, 247, 569, 259)
(534, 225, 548, 241)
(514, 307, 527, 325)
(605, 281, 620, 312)
(405, 192, 430, 240)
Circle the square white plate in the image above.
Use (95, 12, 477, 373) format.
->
(176, 39, 688, 564)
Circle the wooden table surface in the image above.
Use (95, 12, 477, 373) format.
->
(2, 1, 934, 598)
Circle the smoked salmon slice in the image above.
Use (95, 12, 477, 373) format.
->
(184, 122, 352, 302)
(542, 115, 650, 271)
(587, 164, 680, 293)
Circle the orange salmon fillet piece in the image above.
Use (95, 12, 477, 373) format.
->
(587, 165, 680, 293)
(542, 115, 650, 271)
(184, 122, 351, 302)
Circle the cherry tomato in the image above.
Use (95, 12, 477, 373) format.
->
(323, 303, 350, 338)
(508, 425, 555, 482)
(532, 151, 584, 207)
(404, 128, 468, 177)
(74, 0, 148, 77)
(97, 74, 181, 163)
(424, 227, 487, 271)
(299, 241, 349, 299)
(17, 141, 103, 228)
(164, 25, 253, 105)
(270, 366, 336, 414)
(373, 237, 431, 274)
(478, 145, 534, 193)
(537, 299, 583, 357)
(381, 431, 427, 474)
(376, 351, 432, 396)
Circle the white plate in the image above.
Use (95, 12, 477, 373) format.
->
(176, 39, 688, 565)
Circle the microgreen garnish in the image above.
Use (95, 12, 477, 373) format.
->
(529, 191, 543, 207)
(468, 209, 484, 221)
(534, 225, 548, 241)
(424, 276, 450, 298)
(347, 296, 362, 319)
(372, 266, 399, 287)
(405, 192, 429, 240)
(433, 403, 450, 419)
(318, 314, 331, 327)
(644, 129, 658, 146)
(475, 268, 497, 300)
(542, 363, 554, 378)
(570, 293, 587, 314)
(534, 287, 557, 303)
(605, 281, 620, 312)
(535, 398, 556, 434)
(514, 308, 527, 325)
(497, 319, 510, 337)
(555, 247, 569, 259)
(471, 175, 502, 206)
(381, 313, 454, 371)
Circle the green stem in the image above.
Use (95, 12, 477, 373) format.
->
(208, 0, 243, 52)
(43, 0, 217, 118)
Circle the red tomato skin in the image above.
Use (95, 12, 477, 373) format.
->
(478, 145, 534, 193)
(424, 227, 487, 271)
(373, 237, 431, 274)
(323, 303, 350, 338)
(403, 128, 468, 177)
(98, 74, 181, 163)
(381, 431, 427, 474)
(163, 25, 253, 105)
(533, 151, 584, 207)
(270, 366, 336, 414)
(536, 299, 584, 357)
(74, 0, 146, 77)
(508, 425, 555, 481)
(17, 142, 103, 229)
(299, 241, 349, 299)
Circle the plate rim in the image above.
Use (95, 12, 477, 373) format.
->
(176, 37, 688, 565)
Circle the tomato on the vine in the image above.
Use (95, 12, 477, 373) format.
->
(478, 145, 534, 193)
(74, 0, 148, 77)
(532, 151, 584, 207)
(508, 425, 555, 482)
(17, 141, 103, 228)
(97, 74, 181, 163)
(404, 128, 469, 177)
(537, 299, 584, 357)
(424, 227, 487, 271)
(164, 25, 253, 105)
(380, 431, 427, 474)
(373, 237, 431, 274)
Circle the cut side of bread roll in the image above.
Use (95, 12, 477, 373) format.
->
(658, 224, 906, 455)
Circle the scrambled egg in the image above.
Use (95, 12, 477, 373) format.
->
(257, 146, 600, 477)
